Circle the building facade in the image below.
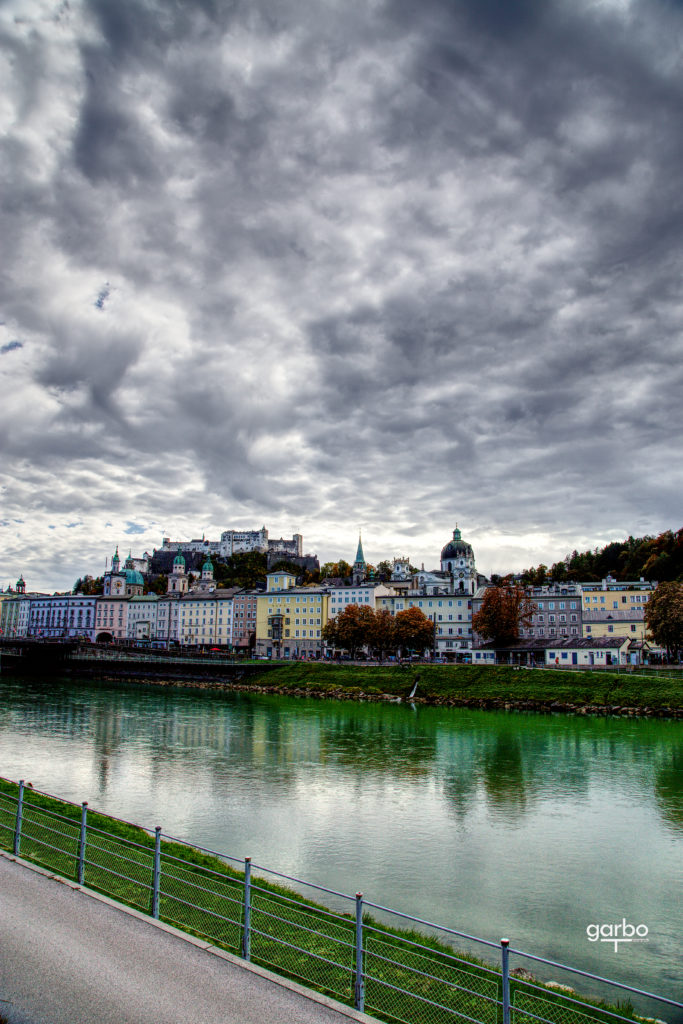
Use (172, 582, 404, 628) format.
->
(95, 596, 129, 642)
(232, 590, 260, 650)
(255, 572, 329, 659)
(28, 594, 97, 640)
(177, 591, 237, 647)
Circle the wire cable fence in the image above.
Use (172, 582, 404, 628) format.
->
(0, 777, 680, 1024)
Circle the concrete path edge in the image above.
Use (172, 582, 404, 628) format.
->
(0, 848, 380, 1024)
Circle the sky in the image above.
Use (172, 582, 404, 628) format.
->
(2, 0, 683, 593)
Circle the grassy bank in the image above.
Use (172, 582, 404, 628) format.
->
(0, 778, 653, 1024)
(239, 663, 683, 715)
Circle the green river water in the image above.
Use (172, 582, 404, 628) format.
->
(0, 674, 680, 1010)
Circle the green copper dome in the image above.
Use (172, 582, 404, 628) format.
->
(173, 551, 186, 568)
(441, 526, 473, 561)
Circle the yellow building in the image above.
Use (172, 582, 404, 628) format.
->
(581, 577, 653, 642)
(256, 571, 330, 659)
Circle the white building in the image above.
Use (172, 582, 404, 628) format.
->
(161, 527, 303, 560)
(375, 526, 479, 658)
(178, 591, 236, 647)
(28, 594, 97, 640)
(325, 582, 393, 616)
(127, 594, 160, 642)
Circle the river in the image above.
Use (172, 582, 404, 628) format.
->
(0, 674, 681, 1009)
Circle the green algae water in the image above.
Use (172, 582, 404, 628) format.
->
(0, 674, 680, 1006)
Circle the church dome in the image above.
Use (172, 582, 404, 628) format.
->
(440, 527, 473, 561)
(173, 551, 186, 568)
(202, 557, 213, 572)
(124, 569, 144, 586)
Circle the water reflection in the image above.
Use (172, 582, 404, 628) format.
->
(0, 675, 681, 1005)
(655, 746, 683, 831)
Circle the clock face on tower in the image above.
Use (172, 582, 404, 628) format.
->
(459, 572, 464, 578)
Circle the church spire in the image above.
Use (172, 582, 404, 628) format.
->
(352, 533, 367, 585)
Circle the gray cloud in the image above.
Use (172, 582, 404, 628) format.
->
(1, 0, 682, 591)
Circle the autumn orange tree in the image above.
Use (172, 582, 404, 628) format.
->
(394, 606, 435, 657)
(322, 604, 376, 658)
(369, 608, 396, 660)
(472, 582, 536, 645)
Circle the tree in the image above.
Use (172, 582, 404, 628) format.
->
(645, 582, 683, 661)
(322, 604, 375, 658)
(145, 574, 168, 595)
(368, 609, 396, 661)
(320, 560, 351, 580)
(394, 607, 435, 658)
(212, 551, 268, 589)
(73, 575, 103, 595)
(472, 583, 536, 645)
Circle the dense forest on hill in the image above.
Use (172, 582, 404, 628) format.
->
(519, 528, 683, 585)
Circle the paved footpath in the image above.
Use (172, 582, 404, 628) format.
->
(0, 853, 378, 1024)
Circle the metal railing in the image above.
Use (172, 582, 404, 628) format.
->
(0, 778, 680, 1024)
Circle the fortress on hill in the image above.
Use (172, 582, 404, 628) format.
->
(161, 528, 303, 560)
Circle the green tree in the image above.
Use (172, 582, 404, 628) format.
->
(644, 582, 683, 661)
(212, 551, 268, 589)
(472, 583, 536, 645)
(394, 607, 435, 657)
(73, 575, 104, 595)
(145, 574, 168, 595)
(319, 560, 351, 580)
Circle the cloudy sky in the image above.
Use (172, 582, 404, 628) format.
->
(2, 0, 683, 592)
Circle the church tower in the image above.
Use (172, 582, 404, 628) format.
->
(352, 534, 367, 586)
(440, 525, 476, 595)
(196, 556, 216, 593)
(168, 550, 189, 594)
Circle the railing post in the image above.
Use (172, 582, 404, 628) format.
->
(501, 938, 511, 1024)
(152, 826, 162, 919)
(242, 857, 252, 961)
(77, 802, 88, 884)
(354, 891, 365, 1013)
(13, 780, 24, 856)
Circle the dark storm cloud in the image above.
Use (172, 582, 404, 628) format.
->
(1, 0, 682, 588)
